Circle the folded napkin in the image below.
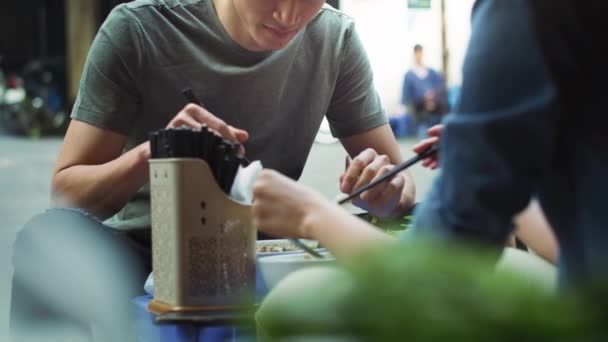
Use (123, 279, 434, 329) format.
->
(229, 160, 263, 205)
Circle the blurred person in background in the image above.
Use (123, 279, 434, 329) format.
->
(401, 44, 449, 138)
(10, 0, 417, 340)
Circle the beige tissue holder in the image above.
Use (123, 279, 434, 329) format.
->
(148, 158, 256, 315)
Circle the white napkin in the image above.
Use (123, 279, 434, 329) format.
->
(229, 160, 263, 205)
(144, 160, 264, 295)
(144, 273, 154, 296)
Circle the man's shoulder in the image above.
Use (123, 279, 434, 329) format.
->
(309, 3, 356, 34)
(428, 68, 443, 77)
(103, 0, 208, 36)
(108, 0, 204, 18)
(319, 3, 352, 20)
(404, 70, 417, 80)
(123, 0, 201, 10)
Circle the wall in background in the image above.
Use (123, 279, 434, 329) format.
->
(340, 0, 474, 115)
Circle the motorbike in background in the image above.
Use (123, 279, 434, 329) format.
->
(0, 55, 29, 135)
(0, 55, 68, 137)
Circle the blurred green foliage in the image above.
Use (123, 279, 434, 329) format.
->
(261, 241, 607, 341)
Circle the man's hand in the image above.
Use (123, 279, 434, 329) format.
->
(412, 124, 443, 169)
(339, 148, 412, 217)
(168, 104, 249, 145)
(252, 170, 327, 239)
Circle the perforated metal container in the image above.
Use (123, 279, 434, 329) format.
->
(149, 158, 255, 310)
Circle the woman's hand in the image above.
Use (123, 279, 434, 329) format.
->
(252, 170, 328, 239)
(412, 124, 443, 169)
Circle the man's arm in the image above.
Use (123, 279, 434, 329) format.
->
(51, 120, 149, 219)
(52, 107, 249, 220)
(412, 0, 559, 245)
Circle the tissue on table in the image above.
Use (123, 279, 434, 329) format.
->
(144, 160, 263, 296)
(229, 161, 263, 205)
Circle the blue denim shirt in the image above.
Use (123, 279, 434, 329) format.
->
(410, 0, 608, 285)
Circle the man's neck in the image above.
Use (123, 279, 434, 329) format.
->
(413, 64, 429, 78)
(212, 0, 259, 51)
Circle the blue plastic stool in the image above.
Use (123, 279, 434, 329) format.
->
(134, 263, 268, 341)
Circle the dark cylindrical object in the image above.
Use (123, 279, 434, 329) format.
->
(222, 154, 241, 194)
(212, 143, 227, 188)
(149, 131, 159, 159)
(198, 125, 209, 160)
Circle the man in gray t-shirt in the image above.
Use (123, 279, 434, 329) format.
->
(53, 0, 416, 230)
(12, 1, 417, 339)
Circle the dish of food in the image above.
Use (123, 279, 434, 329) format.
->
(257, 250, 335, 289)
(256, 239, 324, 257)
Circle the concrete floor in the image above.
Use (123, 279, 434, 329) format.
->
(0, 131, 437, 341)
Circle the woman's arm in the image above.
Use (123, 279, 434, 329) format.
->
(513, 200, 558, 264)
(253, 170, 394, 260)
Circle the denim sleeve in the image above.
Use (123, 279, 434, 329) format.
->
(401, 74, 409, 105)
(409, 0, 560, 245)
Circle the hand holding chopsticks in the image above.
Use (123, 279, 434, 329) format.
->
(339, 144, 439, 205)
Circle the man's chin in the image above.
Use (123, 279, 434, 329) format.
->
(253, 32, 295, 51)
(252, 40, 288, 51)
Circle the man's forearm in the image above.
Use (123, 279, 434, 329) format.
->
(51, 141, 151, 220)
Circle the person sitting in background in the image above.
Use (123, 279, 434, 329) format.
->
(401, 44, 449, 138)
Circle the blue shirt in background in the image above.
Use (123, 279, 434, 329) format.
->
(401, 68, 447, 120)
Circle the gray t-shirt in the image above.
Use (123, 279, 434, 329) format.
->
(71, 0, 387, 231)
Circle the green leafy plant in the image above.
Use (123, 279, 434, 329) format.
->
(261, 241, 607, 341)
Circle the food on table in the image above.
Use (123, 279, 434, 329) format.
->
(256, 240, 318, 253)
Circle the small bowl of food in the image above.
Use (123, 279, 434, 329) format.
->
(257, 250, 335, 290)
(256, 239, 326, 258)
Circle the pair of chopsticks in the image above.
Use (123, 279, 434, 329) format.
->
(338, 144, 439, 205)
(289, 239, 324, 259)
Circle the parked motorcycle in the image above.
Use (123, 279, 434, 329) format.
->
(0, 55, 29, 135)
(0, 56, 68, 137)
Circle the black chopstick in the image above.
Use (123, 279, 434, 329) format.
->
(338, 144, 439, 205)
(290, 239, 324, 259)
(182, 88, 204, 108)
